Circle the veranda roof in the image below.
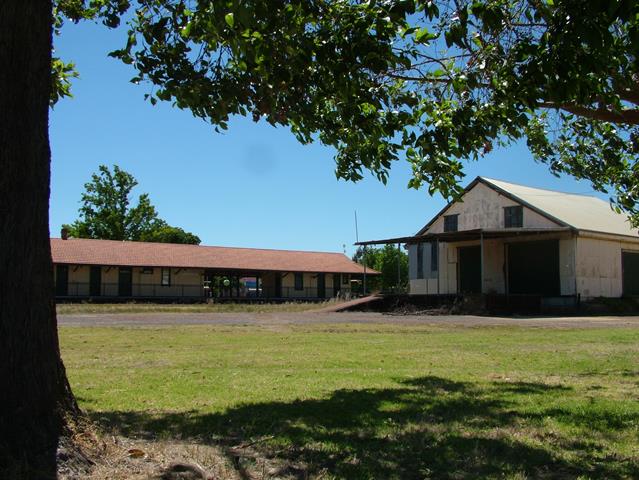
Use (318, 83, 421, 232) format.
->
(355, 227, 572, 246)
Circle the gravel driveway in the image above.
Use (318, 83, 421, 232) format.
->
(57, 311, 639, 329)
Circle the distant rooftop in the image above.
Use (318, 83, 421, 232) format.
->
(51, 238, 376, 274)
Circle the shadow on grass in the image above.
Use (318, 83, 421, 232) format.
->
(90, 376, 638, 479)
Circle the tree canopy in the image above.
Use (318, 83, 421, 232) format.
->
(353, 244, 408, 293)
(64, 164, 201, 243)
(55, 0, 639, 225)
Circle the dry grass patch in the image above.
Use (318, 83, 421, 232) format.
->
(56, 300, 339, 315)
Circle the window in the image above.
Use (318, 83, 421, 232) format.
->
(342, 274, 350, 285)
(141, 267, 154, 274)
(161, 268, 171, 286)
(444, 214, 458, 232)
(504, 206, 523, 228)
(417, 243, 424, 279)
(431, 241, 438, 272)
(294, 273, 304, 290)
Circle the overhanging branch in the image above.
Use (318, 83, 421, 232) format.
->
(539, 101, 639, 125)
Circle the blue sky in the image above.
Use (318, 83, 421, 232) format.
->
(50, 20, 604, 257)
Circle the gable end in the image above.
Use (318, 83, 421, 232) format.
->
(416, 177, 570, 235)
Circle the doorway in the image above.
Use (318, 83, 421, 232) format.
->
(55, 265, 69, 297)
(317, 273, 326, 298)
(458, 246, 481, 294)
(90, 266, 101, 296)
(333, 274, 341, 297)
(118, 267, 132, 297)
(622, 251, 639, 296)
(507, 240, 560, 295)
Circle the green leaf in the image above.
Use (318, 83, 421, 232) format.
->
(225, 13, 234, 28)
(414, 28, 435, 44)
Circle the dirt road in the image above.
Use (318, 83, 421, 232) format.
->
(57, 311, 639, 329)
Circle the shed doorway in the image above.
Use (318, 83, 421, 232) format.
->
(458, 246, 481, 294)
(622, 251, 639, 296)
(507, 240, 560, 295)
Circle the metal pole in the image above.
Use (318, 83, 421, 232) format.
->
(436, 239, 440, 295)
(363, 245, 367, 295)
(397, 242, 401, 293)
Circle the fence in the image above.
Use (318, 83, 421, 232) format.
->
(57, 282, 351, 300)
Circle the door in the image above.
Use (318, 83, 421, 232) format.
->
(90, 266, 101, 296)
(458, 246, 481, 294)
(118, 267, 132, 297)
(622, 251, 639, 296)
(317, 273, 326, 298)
(507, 240, 560, 295)
(333, 274, 341, 297)
(55, 265, 69, 297)
(275, 273, 282, 298)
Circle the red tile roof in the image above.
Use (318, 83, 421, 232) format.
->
(50, 238, 377, 274)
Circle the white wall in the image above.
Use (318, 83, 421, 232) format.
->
(280, 272, 335, 298)
(55, 265, 206, 297)
(575, 236, 639, 298)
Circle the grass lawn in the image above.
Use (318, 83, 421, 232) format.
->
(59, 322, 639, 479)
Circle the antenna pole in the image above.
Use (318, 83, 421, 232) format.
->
(355, 210, 367, 296)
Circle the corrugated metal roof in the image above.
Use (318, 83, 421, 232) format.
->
(51, 238, 376, 274)
(481, 177, 639, 237)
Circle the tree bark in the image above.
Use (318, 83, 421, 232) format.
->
(0, 1, 78, 477)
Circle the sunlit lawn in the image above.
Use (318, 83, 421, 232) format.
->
(60, 322, 639, 479)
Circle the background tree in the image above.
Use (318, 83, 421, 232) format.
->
(64, 164, 200, 244)
(353, 245, 408, 293)
(139, 223, 201, 244)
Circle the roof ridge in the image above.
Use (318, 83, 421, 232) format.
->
(479, 176, 602, 199)
(50, 237, 347, 256)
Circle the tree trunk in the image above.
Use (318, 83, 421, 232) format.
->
(0, 1, 78, 477)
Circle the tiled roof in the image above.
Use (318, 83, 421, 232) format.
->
(51, 238, 376, 274)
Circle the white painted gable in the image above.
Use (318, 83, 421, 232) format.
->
(423, 180, 560, 234)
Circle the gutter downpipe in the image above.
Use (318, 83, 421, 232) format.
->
(574, 231, 579, 310)
(480, 231, 485, 295)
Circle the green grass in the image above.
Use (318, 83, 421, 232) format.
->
(59, 323, 639, 479)
(56, 301, 332, 315)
